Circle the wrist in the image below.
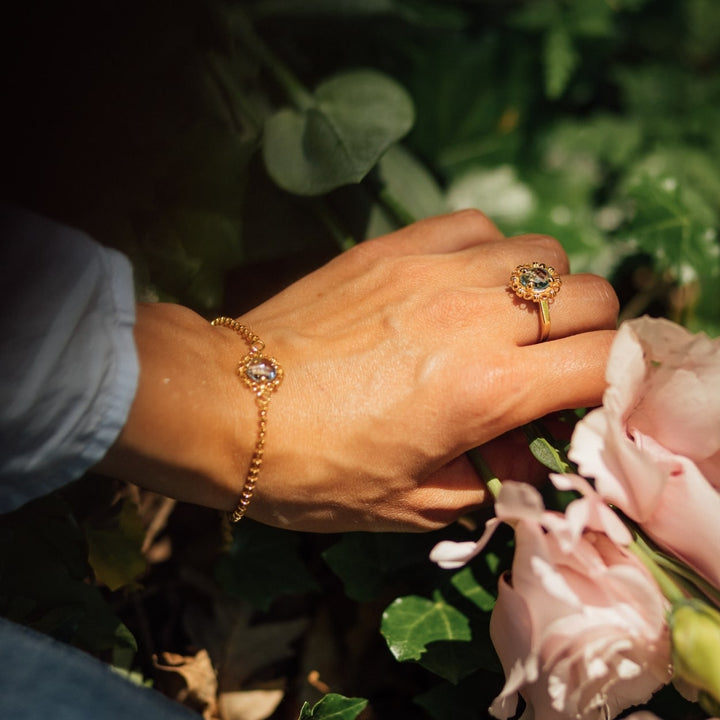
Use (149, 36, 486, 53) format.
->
(96, 303, 257, 511)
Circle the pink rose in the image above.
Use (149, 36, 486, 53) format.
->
(486, 483, 671, 720)
(430, 474, 630, 569)
(570, 317, 720, 589)
(431, 480, 671, 720)
(624, 715, 719, 720)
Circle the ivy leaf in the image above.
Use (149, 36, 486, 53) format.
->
(215, 520, 319, 611)
(381, 591, 471, 663)
(622, 175, 720, 285)
(84, 499, 147, 592)
(544, 23, 579, 99)
(415, 672, 504, 720)
(416, 637, 493, 684)
(263, 69, 414, 196)
(450, 567, 495, 612)
(0, 493, 136, 655)
(298, 693, 368, 720)
(322, 530, 447, 602)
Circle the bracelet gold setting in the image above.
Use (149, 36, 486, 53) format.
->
(211, 316, 283, 522)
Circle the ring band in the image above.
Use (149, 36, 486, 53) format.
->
(509, 262, 562, 342)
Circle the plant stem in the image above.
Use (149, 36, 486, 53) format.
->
(231, 8, 314, 111)
(377, 186, 417, 227)
(467, 448, 502, 500)
(312, 200, 357, 252)
(204, 51, 262, 135)
(628, 533, 686, 604)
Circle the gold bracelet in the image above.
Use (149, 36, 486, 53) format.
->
(211, 316, 283, 522)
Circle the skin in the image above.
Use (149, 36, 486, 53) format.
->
(97, 210, 619, 532)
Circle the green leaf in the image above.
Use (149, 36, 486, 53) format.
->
(263, 69, 414, 195)
(298, 693, 368, 720)
(621, 174, 720, 284)
(381, 592, 471, 663)
(544, 23, 579, 99)
(521, 420, 575, 474)
(0, 492, 136, 655)
(215, 520, 319, 611)
(323, 530, 459, 602)
(414, 671, 504, 720)
(371, 143, 448, 226)
(566, 0, 614, 38)
(84, 499, 147, 592)
(450, 567, 495, 612)
(140, 209, 244, 310)
(416, 638, 492, 684)
(509, 0, 559, 31)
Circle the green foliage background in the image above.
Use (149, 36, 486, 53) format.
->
(1, 0, 719, 718)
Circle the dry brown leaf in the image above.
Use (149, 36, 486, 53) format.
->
(183, 596, 308, 690)
(218, 679, 286, 720)
(153, 649, 219, 719)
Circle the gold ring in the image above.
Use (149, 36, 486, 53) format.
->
(509, 262, 562, 342)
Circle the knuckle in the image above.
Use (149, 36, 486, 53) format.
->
(515, 233, 568, 270)
(571, 273, 620, 326)
(449, 208, 502, 236)
(415, 208, 502, 239)
(531, 233, 565, 257)
(346, 237, 391, 265)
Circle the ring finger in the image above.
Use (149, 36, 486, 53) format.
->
(506, 272, 618, 346)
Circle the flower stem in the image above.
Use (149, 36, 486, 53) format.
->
(312, 200, 357, 252)
(628, 533, 686, 604)
(231, 8, 314, 111)
(467, 447, 502, 500)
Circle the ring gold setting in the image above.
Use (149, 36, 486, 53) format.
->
(509, 262, 562, 342)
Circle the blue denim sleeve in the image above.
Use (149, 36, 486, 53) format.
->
(0, 617, 198, 719)
(0, 207, 139, 512)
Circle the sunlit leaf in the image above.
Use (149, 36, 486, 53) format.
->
(450, 567, 495, 612)
(0, 492, 136, 655)
(381, 592, 471, 663)
(84, 499, 147, 592)
(544, 22, 579, 99)
(298, 693, 368, 720)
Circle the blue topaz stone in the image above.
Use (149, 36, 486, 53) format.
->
(521, 267, 551, 291)
(246, 358, 279, 383)
(509, 262, 561, 302)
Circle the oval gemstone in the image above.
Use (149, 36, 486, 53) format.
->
(521, 267, 550, 291)
(246, 358, 278, 383)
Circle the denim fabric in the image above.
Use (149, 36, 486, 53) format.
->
(0, 617, 197, 719)
(0, 206, 139, 512)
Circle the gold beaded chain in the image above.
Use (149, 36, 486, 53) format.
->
(211, 316, 283, 522)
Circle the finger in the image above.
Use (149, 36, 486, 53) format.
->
(370, 209, 505, 255)
(411, 454, 490, 528)
(513, 329, 616, 421)
(448, 232, 571, 287)
(508, 273, 618, 346)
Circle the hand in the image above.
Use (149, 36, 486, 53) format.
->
(100, 211, 618, 533)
